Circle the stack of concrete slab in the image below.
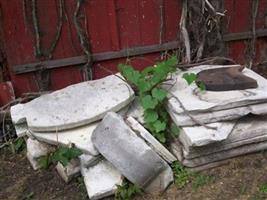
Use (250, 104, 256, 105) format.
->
(11, 74, 176, 199)
(167, 65, 267, 171)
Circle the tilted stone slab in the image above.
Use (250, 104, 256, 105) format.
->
(28, 122, 99, 156)
(92, 112, 167, 188)
(81, 159, 123, 200)
(126, 116, 176, 163)
(167, 65, 267, 115)
(167, 102, 267, 126)
(10, 74, 134, 132)
(178, 121, 235, 147)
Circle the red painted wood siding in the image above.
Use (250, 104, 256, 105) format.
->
(0, 0, 266, 97)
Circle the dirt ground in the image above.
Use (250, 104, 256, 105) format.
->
(1, 146, 267, 200)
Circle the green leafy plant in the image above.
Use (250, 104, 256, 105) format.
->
(118, 56, 180, 143)
(172, 161, 213, 190)
(38, 146, 82, 169)
(182, 72, 206, 91)
(22, 191, 34, 200)
(259, 183, 267, 194)
(9, 137, 26, 154)
(171, 161, 192, 189)
(192, 174, 213, 191)
(115, 180, 143, 200)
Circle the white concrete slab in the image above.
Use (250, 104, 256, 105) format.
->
(26, 138, 55, 158)
(81, 159, 123, 200)
(167, 65, 267, 114)
(56, 159, 80, 183)
(183, 115, 267, 159)
(27, 122, 99, 156)
(168, 102, 267, 126)
(11, 74, 134, 132)
(178, 121, 236, 147)
(126, 116, 177, 163)
(182, 141, 267, 168)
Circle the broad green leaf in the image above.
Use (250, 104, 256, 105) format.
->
(118, 64, 140, 85)
(182, 73, 197, 85)
(152, 88, 167, 101)
(144, 109, 158, 123)
(137, 79, 152, 92)
(141, 66, 155, 76)
(141, 95, 158, 110)
(153, 120, 167, 133)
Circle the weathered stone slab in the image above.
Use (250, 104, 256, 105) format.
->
(26, 138, 55, 170)
(92, 112, 167, 188)
(28, 122, 99, 156)
(167, 102, 267, 126)
(56, 159, 80, 183)
(27, 138, 55, 158)
(182, 115, 267, 159)
(144, 164, 173, 194)
(182, 141, 267, 167)
(14, 123, 28, 138)
(196, 66, 258, 91)
(126, 116, 177, 163)
(167, 65, 267, 115)
(81, 159, 123, 200)
(178, 121, 236, 147)
(11, 74, 134, 132)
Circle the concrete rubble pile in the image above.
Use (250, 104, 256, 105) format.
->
(10, 65, 267, 199)
(10, 74, 176, 200)
(166, 65, 267, 171)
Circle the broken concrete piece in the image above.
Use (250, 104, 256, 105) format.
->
(167, 65, 267, 115)
(167, 102, 267, 126)
(92, 112, 167, 188)
(11, 74, 134, 132)
(81, 159, 123, 200)
(178, 121, 236, 147)
(56, 159, 80, 183)
(26, 138, 55, 158)
(14, 123, 28, 138)
(196, 66, 258, 91)
(27, 122, 99, 155)
(126, 116, 177, 163)
(144, 164, 173, 194)
(26, 138, 55, 170)
(79, 154, 102, 168)
(26, 152, 41, 170)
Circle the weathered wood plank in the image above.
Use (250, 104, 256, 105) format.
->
(223, 29, 267, 42)
(13, 41, 179, 74)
